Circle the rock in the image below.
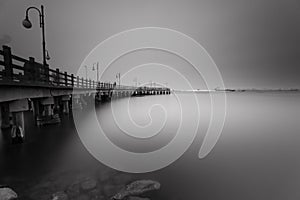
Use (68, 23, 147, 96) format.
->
(128, 197, 150, 200)
(51, 191, 68, 200)
(81, 179, 97, 191)
(112, 180, 160, 200)
(0, 187, 18, 200)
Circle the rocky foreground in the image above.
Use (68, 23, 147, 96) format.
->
(0, 168, 161, 200)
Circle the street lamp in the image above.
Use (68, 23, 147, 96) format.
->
(84, 65, 88, 79)
(92, 62, 99, 82)
(22, 5, 49, 66)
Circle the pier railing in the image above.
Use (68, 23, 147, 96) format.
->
(0, 45, 169, 92)
(0, 45, 100, 89)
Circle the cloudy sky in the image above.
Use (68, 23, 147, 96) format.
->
(0, 0, 299, 89)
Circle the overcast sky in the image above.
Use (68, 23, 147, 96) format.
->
(0, 0, 299, 89)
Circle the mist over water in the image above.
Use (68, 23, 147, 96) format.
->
(1, 92, 300, 199)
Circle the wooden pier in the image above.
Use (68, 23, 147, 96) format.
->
(0, 45, 171, 139)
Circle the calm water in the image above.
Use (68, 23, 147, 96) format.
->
(1, 92, 300, 199)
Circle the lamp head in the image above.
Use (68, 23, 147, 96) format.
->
(22, 16, 32, 29)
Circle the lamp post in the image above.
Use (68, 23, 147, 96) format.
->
(92, 62, 99, 82)
(84, 65, 88, 79)
(22, 5, 49, 66)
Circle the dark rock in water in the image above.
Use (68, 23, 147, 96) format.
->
(51, 191, 68, 200)
(112, 180, 160, 200)
(81, 179, 97, 191)
(0, 187, 18, 200)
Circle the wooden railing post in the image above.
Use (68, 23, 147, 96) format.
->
(2, 45, 13, 81)
(77, 76, 79, 88)
(71, 74, 74, 87)
(56, 68, 60, 86)
(44, 64, 50, 84)
(64, 71, 68, 86)
(81, 77, 84, 88)
(24, 57, 35, 82)
(89, 79, 91, 88)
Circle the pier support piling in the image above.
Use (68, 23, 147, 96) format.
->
(9, 99, 29, 138)
(61, 95, 70, 114)
(0, 103, 10, 129)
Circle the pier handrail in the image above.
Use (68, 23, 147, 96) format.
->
(0, 45, 170, 92)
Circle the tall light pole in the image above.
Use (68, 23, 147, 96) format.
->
(92, 62, 99, 82)
(22, 5, 49, 66)
(84, 65, 88, 79)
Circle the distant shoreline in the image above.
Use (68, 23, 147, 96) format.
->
(172, 89, 300, 93)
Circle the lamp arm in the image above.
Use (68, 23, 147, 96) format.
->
(25, 6, 42, 27)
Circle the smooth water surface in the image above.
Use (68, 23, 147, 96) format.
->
(0, 92, 300, 199)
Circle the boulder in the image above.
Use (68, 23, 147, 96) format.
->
(112, 180, 160, 200)
(0, 187, 18, 200)
(51, 191, 68, 200)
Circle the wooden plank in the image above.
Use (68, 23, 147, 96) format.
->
(2, 46, 13, 80)
(11, 63, 24, 71)
(11, 54, 28, 63)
